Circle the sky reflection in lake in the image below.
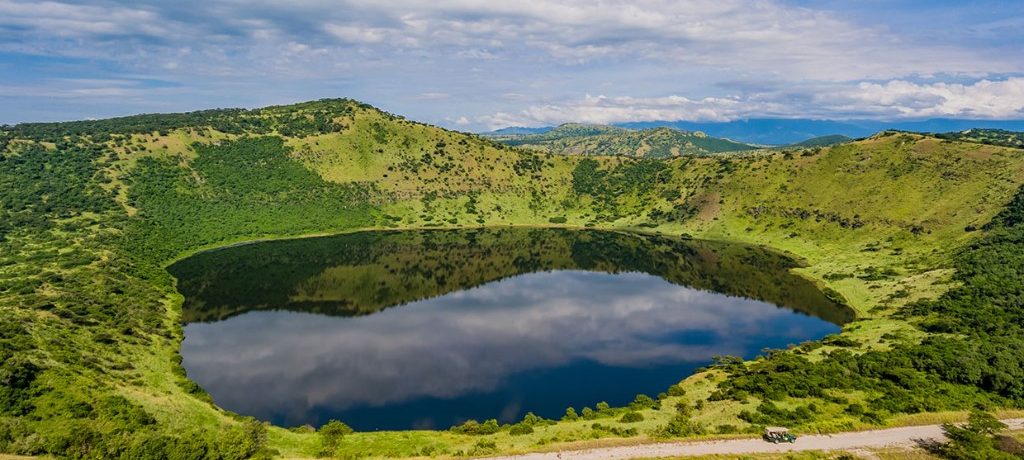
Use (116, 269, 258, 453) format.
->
(174, 229, 846, 430)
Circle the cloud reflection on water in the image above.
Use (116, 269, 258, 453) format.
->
(182, 270, 836, 428)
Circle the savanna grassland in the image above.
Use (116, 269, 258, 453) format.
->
(2, 99, 1024, 459)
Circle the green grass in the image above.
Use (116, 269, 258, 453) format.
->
(2, 99, 1024, 459)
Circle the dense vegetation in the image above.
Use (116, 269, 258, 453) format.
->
(490, 123, 757, 157)
(935, 129, 1024, 149)
(710, 184, 1024, 423)
(786, 134, 853, 148)
(125, 136, 374, 263)
(1, 99, 1024, 458)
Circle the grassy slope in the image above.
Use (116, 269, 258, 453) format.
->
(491, 124, 757, 158)
(2, 100, 1024, 458)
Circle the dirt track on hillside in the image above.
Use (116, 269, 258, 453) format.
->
(488, 419, 1024, 459)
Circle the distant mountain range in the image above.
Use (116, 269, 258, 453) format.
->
(485, 118, 1024, 145)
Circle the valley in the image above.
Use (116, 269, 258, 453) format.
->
(2, 99, 1024, 459)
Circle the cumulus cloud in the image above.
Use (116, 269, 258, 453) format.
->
(848, 78, 1024, 119)
(0, 0, 1017, 79)
(0, 0, 1022, 125)
(478, 78, 1024, 129)
(182, 271, 835, 427)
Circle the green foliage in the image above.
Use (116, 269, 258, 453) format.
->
(8, 98, 360, 141)
(0, 142, 112, 240)
(714, 184, 1024, 426)
(450, 419, 500, 435)
(3, 99, 1024, 458)
(786, 135, 852, 148)
(124, 136, 375, 262)
(937, 410, 1015, 459)
(508, 423, 534, 436)
(495, 124, 757, 158)
(666, 384, 686, 397)
(655, 414, 707, 438)
(618, 412, 644, 423)
(628, 394, 656, 410)
(572, 158, 605, 195)
(318, 420, 354, 457)
(935, 129, 1024, 149)
(588, 423, 638, 437)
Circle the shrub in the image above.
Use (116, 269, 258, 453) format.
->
(509, 424, 534, 436)
(619, 412, 644, 423)
(656, 415, 706, 438)
(316, 420, 352, 457)
(450, 419, 500, 435)
(629, 394, 656, 410)
(666, 384, 686, 397)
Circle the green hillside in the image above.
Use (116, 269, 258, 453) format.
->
(787, 134, 853, 148)
(491, 123, 758, 157)
(2, 99, 1024, 459)
(935, 128, 1024, 149)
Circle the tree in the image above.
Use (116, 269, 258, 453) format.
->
(318, 420, 353, 457)
(939, 411, 1013, 460)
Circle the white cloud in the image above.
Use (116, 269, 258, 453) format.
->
(1, 0, 1022, 125)
(0, 0, 171, 38)
(477, 78, 1024, 129)
(847, 78, 1024, 119)
(414, 92, 451, 100)
(2, 0, 1019, 81)
(322, 24, 390, 44)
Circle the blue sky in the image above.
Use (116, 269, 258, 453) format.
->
(1, 0, 1022, 130)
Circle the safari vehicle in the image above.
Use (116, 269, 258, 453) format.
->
(763, 426, 797, 443)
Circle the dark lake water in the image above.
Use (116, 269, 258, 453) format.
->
(169, 228, 851, 431)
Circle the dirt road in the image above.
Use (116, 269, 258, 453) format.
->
(489, 419, 1024, 459)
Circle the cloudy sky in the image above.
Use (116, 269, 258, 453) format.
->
(1, 0, 1023, 130)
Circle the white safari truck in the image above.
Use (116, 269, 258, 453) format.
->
(763, 427, 797, 443)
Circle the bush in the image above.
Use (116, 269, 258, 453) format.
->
(509, 424, 534, 436)
(468, 440, 497, 456)
(548, 216, 567, 224)
(619, 412, 644, 423)
(450, 419, 501, 435)
(629, 394, 656, 410)
(939, 410, 1013, 459)
(656, 415, 706, 438)
(318, 420, 353, 457)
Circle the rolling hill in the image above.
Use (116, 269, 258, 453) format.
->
(786, 134, 853, 148)
(613, 118, 1024, 145)
(2, 98, 1024, 458)
(488, 123, 758, 157)
(935, 128, 1024, 149)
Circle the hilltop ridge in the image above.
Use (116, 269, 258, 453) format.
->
(488, 122, 757, 157)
